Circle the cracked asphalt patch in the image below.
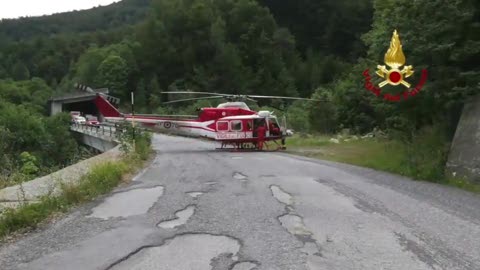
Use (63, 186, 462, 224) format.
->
(88, 186, 164, 219)
(233, 172, 248, 181)
(1, 134, 480, 270)
(157, 205, 196, 229)
(187, 191, 204, 198)
(231, 261, 259, 270)
(110, 234, 241, 270)
(278, 214, 312, 237)
(270, 185, 293, 205)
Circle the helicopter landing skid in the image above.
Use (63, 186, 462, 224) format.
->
(214, 148, 285, 152)
(216, 141, 286, 152)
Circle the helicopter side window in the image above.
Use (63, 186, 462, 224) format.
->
(217, 121, 229, 131)
(231, 120, 242, 131)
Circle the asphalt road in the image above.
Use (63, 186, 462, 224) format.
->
(1, 134, 480, 270)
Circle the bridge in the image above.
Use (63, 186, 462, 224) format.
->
(70, 124, 119, 152)
(47, 84, 124, 152)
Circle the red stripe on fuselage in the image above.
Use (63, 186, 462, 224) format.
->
(177, 125, 215, 132)
(124, 116, 200, 122)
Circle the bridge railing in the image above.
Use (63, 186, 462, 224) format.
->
(70, 123, 119, 139)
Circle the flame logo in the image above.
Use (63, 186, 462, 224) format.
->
(376, 30, 413, 88)
(384, 30, 406, 69)
(364, 29, 428, 102)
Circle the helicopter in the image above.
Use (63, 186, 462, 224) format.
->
(94, 91, 320, 151)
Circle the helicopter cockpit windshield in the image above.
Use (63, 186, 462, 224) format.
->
(216, 102, 250, 110)
(267, 117, 281, 136)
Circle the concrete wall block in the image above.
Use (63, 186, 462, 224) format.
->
(446, 94, 480, 183)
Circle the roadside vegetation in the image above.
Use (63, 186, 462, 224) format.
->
(0, 79, 96, 189)
(287, 130, 480, 193)
(0, 128, 153, 240)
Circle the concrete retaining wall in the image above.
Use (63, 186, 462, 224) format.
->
(446, 94, 480, 183)
(0, 146, 122, 213)
(72, 132, 118, 152)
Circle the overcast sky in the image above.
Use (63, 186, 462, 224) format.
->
(0, 0, 120, 19)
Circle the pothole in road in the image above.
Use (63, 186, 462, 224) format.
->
(110, 234, 241, 270)
(270, 185, 293, 205)
(187, 191, 204, 198)
(278, 214, 323, 266)
(231, 262, 259, 270)
(233, 172, 248, 180)
(278, 214, 312, 237)
(88, 186, 164, 219)
(157, 205, 196, 229)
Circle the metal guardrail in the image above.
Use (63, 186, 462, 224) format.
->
(70, 123, 148, 140)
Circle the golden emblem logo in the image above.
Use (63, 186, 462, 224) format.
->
(376, 30, 414, 88)
(363, 30, 428, 102)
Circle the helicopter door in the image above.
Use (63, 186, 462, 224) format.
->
(265, 118, 270, 137)
(253, 118, 266, 138)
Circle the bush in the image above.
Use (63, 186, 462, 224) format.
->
(401, 125, 449, 182)
(117, 122, 153, 161)
(308, 87, 338, 134)
(62, 161, 129, 204)
(0, 197, 66, 237)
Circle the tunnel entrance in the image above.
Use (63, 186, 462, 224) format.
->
(63, 100, 99, 118)
(48, 85, 110, 121)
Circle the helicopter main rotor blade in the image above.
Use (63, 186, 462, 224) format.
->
(161, 91, 232, 97)
(162, 96, 226, 105)
(246, 95, 325, 102)
(245, 97, 258, 103)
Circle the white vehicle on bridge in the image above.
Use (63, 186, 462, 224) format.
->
(72, 115, 86, 125)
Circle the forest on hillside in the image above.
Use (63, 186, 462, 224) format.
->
(0, 0, 479, 183)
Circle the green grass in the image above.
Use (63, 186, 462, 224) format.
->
(0, 137, 153, 240)
(287, 134, 480, 193)
(444, 177, 480, 193)
(288, 138, 406, 173)
(286, 134, 331, 147)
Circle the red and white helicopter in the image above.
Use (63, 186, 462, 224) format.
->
(94, 91, 320, 150)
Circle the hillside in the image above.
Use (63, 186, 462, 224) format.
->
(0, 0, 150, 42)
(256, 0, 373, 60)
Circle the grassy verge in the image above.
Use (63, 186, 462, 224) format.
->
(286, 133, 480, 193)
(0, 135, 153, 240)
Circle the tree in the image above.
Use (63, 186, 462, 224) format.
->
(43, 113, 78, 167)
(256, 0, 373, 60)
(74, 45, 107, 86)
(96, 55, 129, 99)
(361, 0, 480, 135)
(135, 79, 147, 111)
(147, 75, 163, 111)
(308, 87, 337, 133)
(11, 61, 30, 80)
